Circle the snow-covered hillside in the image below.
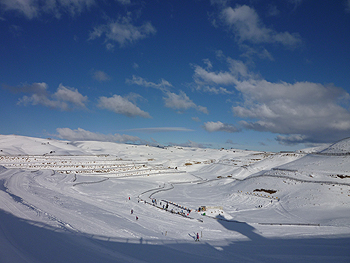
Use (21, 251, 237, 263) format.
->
(0, 135, 349, 262)
(320, 137, 350, 154)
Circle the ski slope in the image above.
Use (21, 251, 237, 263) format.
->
(0, 135, 350, 262)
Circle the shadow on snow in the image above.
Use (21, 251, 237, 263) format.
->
(215, 214, 265, 242)
(0, 209, 349, 263)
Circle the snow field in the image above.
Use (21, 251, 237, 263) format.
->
(0, 135, 350, 262)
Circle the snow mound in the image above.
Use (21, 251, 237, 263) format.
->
(200, 207, 233, 220)
(319, 137, 350, 155)
(0, 135, 89, 156)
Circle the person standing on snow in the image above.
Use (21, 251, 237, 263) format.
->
(196, 233, 199, 241)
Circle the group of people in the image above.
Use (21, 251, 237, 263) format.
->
(129, 197, 139, 220)
(129, 196, 200, 242)
(151, 198, 158, 205)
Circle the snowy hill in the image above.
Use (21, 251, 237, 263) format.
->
(0, 134, 349, 262)
(319, 137, 350, 154)
(0, 134, 89, 156)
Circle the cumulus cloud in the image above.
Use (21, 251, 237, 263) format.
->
(56, 127, 140, 143)
(233, 79, 350, 143)
(53, 84, 88, 108)
(203, 121, 240, 133)
(219, 5, 302, 47)
(92, 70, 110, 81)
(192, 56, 350, 144)
(163, 91, 208, 114)
(192, 58, 251, 94)
(89, 15, 156, 48)
(13, 82, 88, 111)
(0, 0, 95, 19)
(128, 75, 207, 114)
(97, 94, 151, 118)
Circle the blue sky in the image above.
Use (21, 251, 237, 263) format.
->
(1, 0, 350, 152)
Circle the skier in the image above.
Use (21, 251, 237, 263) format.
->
(196, 233, 199, 241)
(136, 216, 138, 220)
(131, 209, 133, 214)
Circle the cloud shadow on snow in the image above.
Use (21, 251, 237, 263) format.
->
(0, 209, 349, 263)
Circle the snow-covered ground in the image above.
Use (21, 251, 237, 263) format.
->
(0, 135, 349, 262)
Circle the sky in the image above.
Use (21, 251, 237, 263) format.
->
(1, 0, 350, 152)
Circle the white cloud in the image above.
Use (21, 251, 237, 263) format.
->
(0, 0, 39, 19)
(192, 117, 201, 122)
(220, 5, 302, 47)
(128, 75, 207, 114)
(97, 94, 151, 118)
(192, 58, 251, 94)
(16, 82, 88, 111)
(193, 56, 350, 144)
(202, 58, 213, 69)
(92, 70, 110, 81)
(89, 15, 156, 48)
(126, 75, 172, 92)
(193, 64, 238, 86)
(203, 121, 240, 133)
(56, 0, 95, 16)
(163, 91, 208, 114)
(240, 45, 274, 61)
(56, 127, 140, 143)
(0, 0, 95, 19)
(233, 79, 350, 143)
(53, 84, 88, 108)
